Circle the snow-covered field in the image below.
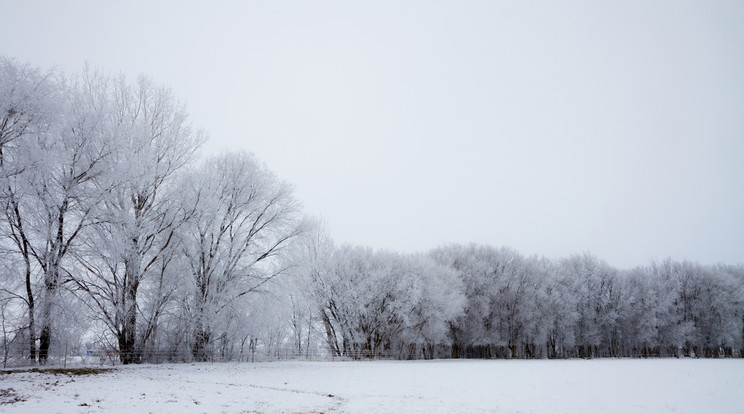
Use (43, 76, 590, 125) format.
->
(1, 359, 742, 413)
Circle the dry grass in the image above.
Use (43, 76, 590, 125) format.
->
(0, 367, 111, 376)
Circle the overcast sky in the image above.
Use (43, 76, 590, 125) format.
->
(3, 1, 743, 268)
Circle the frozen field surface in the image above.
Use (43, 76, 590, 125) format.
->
(1, 359, 742, 413)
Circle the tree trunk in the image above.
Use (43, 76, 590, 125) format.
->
(25, 256, 36, 363)
(192, 325, 211, 361)
(38, 266, 59, 365)
(118, 305, 138, 364)
(117, 256, 142, 364)
(451, 343, 461, 359)
(38, 325, 51, 364)
(320, 308, 340, 357)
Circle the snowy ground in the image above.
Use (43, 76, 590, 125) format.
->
(1, 359, 742, 413)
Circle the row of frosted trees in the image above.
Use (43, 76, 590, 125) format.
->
(296, 240, 743, 360)
(1, 57, 742, 366)
(436, 245, 742, 359)
(0, 58, 303, 365)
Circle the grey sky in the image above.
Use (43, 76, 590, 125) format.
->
(3, 1, 743, 268)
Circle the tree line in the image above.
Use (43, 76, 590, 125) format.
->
(297, 240, 743, 360)
(0, 57, 742, 366)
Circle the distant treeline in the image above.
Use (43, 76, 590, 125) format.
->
(304, 243, 743, 360)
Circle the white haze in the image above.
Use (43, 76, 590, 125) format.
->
(2, 0, 743, 268)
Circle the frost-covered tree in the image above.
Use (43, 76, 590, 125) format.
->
(395, 253, 465, 359)
(432, 244, 550, 358)
(618, 267, 657, 356)
(558, 253, 622, 358)
(312, 245, 464, 359)
(1, 68, 113, 363)
(72, 70, 203, 364)
(658, 261, 743, 357)
(542, 263, 579, 358)
(179, 151, 302, 361)
(0, 57, 61, 362)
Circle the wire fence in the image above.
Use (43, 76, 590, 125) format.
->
(4, 343, 741, 370)
(1, 348, 368, 370)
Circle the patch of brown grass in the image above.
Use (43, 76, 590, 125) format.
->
(0, 388, 27, 405)
(0, 367, 111, 376)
